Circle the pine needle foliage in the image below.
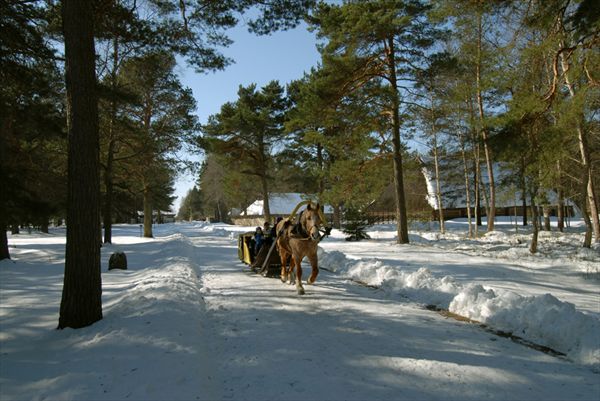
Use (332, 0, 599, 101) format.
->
(342, 207, 372, 242)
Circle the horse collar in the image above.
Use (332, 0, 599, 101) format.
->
(292, 222, 309, 239)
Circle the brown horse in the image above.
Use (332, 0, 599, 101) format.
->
(276, 203, 322, 295)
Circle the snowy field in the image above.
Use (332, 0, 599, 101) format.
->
(1, 219, 599, 400)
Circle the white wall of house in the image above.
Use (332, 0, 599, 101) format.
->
(242, 193, 333, 216)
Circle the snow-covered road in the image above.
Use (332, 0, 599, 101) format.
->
(1, 222, 599, 400)
(186, 232, 599, 401)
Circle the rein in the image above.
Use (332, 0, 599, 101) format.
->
(294, 228, 329, 243)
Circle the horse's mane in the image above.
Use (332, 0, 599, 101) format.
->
(291, 210, 308, 238)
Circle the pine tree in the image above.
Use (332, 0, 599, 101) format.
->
(58, 0, 103, 329)
(202, 81, 287, 222)
(498, 0, 600, 247)
(285, 69, 390, 228)
(177, 187, 203, 221)
(197, 155, 229, 222)
(0, 0, 65, 260)
(284, 71, 331, 200)
(309, 0, 440, 244)
(432, 0, 517, 233)
(342, 207, 372, 242)
(118, 51, 198, 237)
(413, 54, 464, 235)
(95, 0, 153, 244)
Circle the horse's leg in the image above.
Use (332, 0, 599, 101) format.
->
(294, 255, 305, 295)
(307, 252, 319, 285)
(286, 256, 295, 285)
(279, 246, 288, 283)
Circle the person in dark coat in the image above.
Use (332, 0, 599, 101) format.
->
(272, 217, 283, 237)
(254, 226, 264, 255)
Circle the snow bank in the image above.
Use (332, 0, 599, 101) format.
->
(318, 247, 600, 367)
(450, 285, 600, 366)
(197, 225, 230, 237)
(406, 224, 600, 276)
(0, 232, 213, 401)
(320, 250, 460, 306)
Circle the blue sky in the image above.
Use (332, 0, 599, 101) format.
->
(173, 21, 321, 211)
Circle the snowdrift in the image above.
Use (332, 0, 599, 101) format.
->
(318, 248, 600, 367)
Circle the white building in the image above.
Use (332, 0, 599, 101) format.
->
(232, 193, 333, 226)
(241, 193, 333, 216)
(420, 160, 579, 218)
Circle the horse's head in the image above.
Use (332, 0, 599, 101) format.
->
(300, 203, 322, 241)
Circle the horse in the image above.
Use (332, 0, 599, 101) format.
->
(276, 203, 322, 295)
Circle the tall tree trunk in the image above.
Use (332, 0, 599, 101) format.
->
(473, 143, 482, 231)
(556, 162, 564, 232)
(216, 200, 222, 222)
(585, 158, 599, 242)
(459, 132, 473, 238)
(575, 194, 594, 247)
(0, 218, 9, 260)
(478, 161, 490, 222)
(333, 203, 341, 229)
(58, 0, 102, 329)
(520, 157, 528, 226)
(143, 185, 153, 238)
(560, 51, 599, 244)
(386, 36, 409, 244)
(529, 191, 539, 254)
(0, 117, 10, 260)
(433, 147, 445, 234)
(317, 141, 325, 197)
(475, 9, 496, 232)
(543, 205, 551, 231)
(557, 190, 565, 232)
(431, 103, 445, 234)
(103, 137, 115, 243)
(258, 134, 271, 222)
(40, 218, 49, 234)
(103, 37, 119, 244)
(467, 98, 481, 231)
(260, 173, 271, 223)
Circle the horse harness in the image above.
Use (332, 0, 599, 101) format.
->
(278, 211, 331, 243)
(258, 207, 331, 275)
